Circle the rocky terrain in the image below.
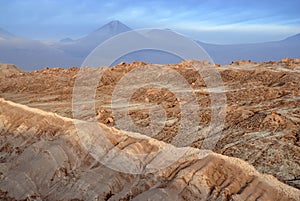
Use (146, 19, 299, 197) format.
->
(0, 64, 23, 77)
(0, 59, 300, 200)
(0, 99, 299, 200)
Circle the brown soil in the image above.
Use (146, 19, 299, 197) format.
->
(0, 64, 23, 77)
(0, 98, 299, 200)
(0, 59, 300, 196)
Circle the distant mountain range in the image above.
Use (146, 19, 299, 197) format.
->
(53, 20, 132, 58)
(199, 34, 300, 65)
(0, 20, 299, 70)
(0, 28, 16, 40)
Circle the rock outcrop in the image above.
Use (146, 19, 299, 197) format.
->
(0, 59, 300, 194)
(0, 98, 299, 200)
(0, 64, 23, 77)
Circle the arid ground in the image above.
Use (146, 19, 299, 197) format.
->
(0, 59, 299, 200)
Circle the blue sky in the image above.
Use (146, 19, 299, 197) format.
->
(0, 0, 300, 44)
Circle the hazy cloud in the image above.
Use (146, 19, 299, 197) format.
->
(0, 0, 299, 43)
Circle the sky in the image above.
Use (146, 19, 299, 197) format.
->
(0, 0, 300, 44)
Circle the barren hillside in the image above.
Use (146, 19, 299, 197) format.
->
(0, 59, 300, 200)
(0, 64, 23, 77)
(0, 98, 299, 200)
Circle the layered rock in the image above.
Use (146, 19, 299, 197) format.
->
(0, 64, 23, 77)
(0, 98, 299, 200)
(0, 59, 299, 191)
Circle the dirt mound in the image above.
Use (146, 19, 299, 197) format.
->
(0, 98, 299, 200)
(0, 59, 300, 191)
(0, 64, 23, 77)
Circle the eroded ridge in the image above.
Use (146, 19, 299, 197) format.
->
(1, 60, 299, 189)
(0, 99, 299, 200)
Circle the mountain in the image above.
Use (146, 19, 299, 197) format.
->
(199, 34, 300, 65)
(110, 28, 300, 65)
(0, 21, 299, 70)
(109, 29, 210, 66)
(53, 20, 132, 57)
(0, 36, 81, 71)
(0, 28, 15, 39)
(59, 37, 74, 43)
(283, 33, 300, 42)
(0, 64, 23, 77)
(0, 21, 133, 70)
(80, 20, 132, 43)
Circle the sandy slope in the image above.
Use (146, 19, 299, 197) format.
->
(0, 59, 299, 191)
(0, 98, 299, 200)
(0, 64, 23, 77)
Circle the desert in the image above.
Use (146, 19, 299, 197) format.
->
(0, 59, 299, 200)
(1, 1, 300, 200)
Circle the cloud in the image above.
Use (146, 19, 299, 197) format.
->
(174, 22, 300, 33)
(0, 0, 299, 43)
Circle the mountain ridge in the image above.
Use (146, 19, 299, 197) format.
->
(50, 20, 132, 58)
(283, 33, 300, 42)
(0, 95, 299, 200)
(0, 20, 299, 69)
(0, 28, 15, 39)
(77, 20, 132, 42)
(94, 20, 131, 32)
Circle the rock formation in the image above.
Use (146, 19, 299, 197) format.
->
(0, 64, 23, 77)
(0, 99, 299, 200)
(0, 59, 300, 200)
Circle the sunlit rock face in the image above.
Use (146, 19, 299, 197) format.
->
(0, 98, 299, 200)
(0, 64, 23, 77)
(0, 59, 300, 200)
